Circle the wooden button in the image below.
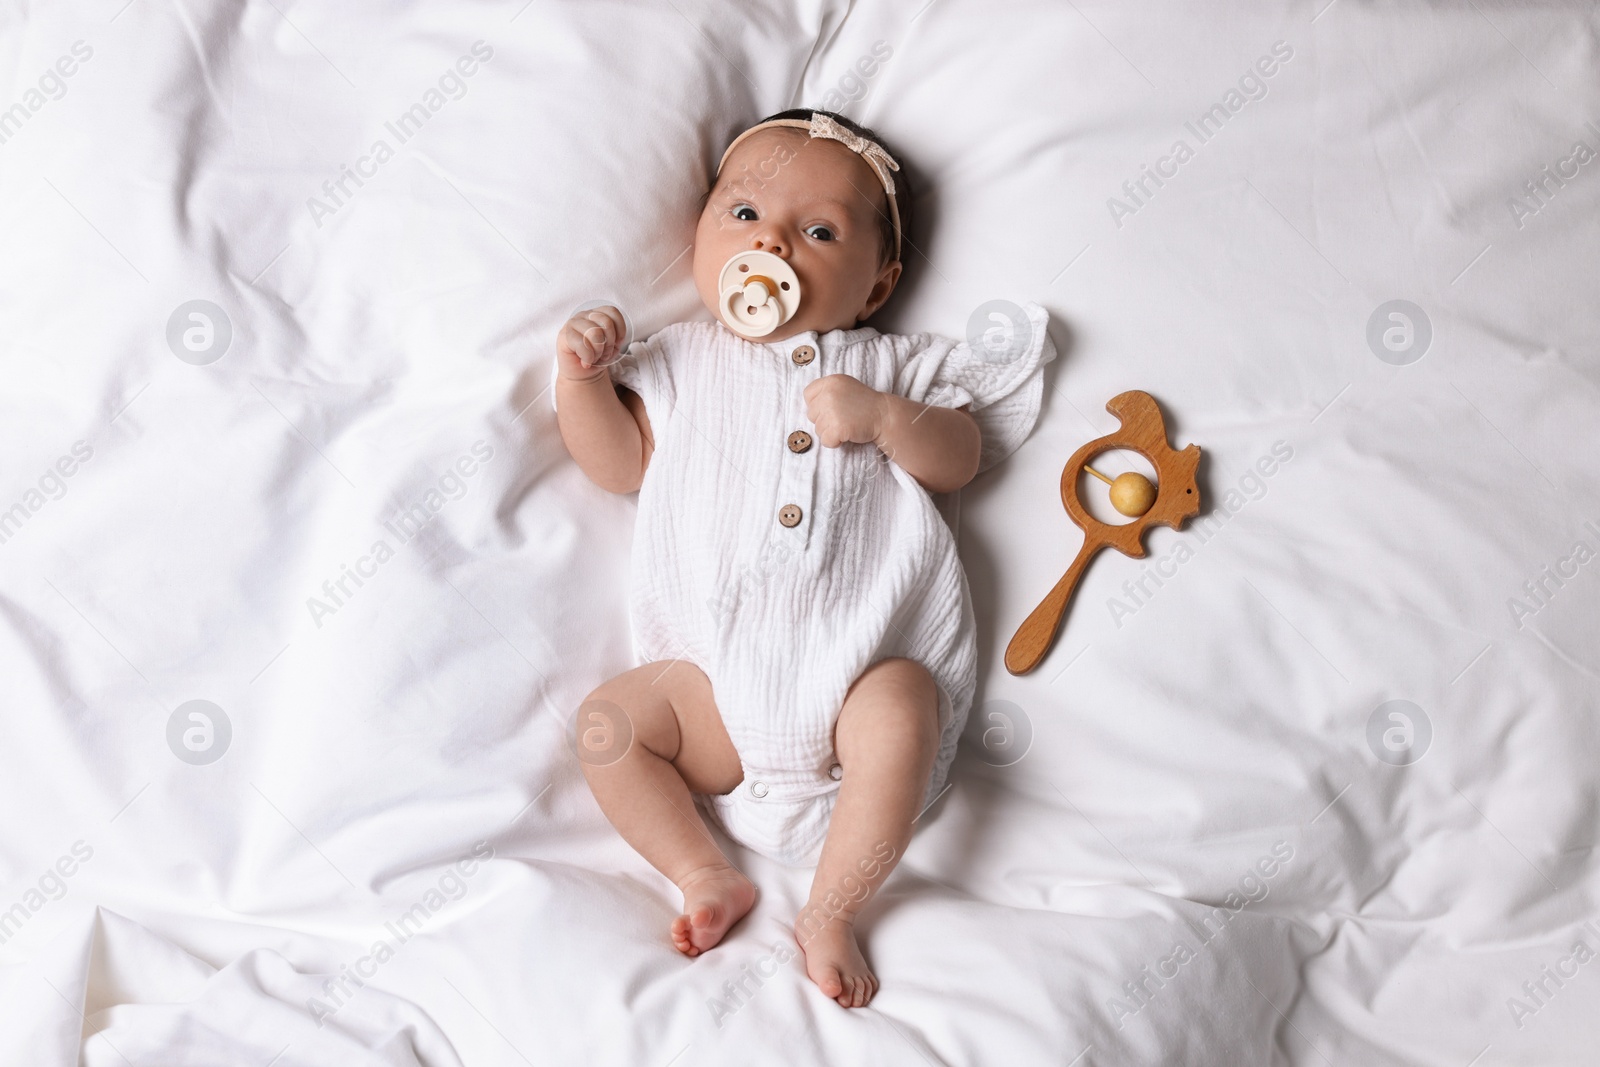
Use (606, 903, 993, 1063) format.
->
(778, 504, 803, 527)
(787, 430, 813, 453)
(791, 345, 816, 366)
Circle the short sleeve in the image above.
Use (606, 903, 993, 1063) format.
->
(607, 330, 677, 424)
(893, 301, 1056, 473)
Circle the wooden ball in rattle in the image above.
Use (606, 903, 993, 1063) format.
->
(1088, 466, 1157, 517)
(1109, 472, 1156, 516)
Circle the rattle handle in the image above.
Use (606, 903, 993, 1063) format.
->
(1004, 539, 1100, 676)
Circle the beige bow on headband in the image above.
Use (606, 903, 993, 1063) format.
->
(715, 113, 903, 259)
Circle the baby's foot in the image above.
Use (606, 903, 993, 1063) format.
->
(671, 864, 756, 957)
(798, 915, 877, 1008)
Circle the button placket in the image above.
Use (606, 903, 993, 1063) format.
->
(774, 336, 820, 538)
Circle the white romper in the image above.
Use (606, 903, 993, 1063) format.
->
(564, 303, 1054, 865)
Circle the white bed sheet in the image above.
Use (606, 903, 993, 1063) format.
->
(1, 0, 1597, 1064)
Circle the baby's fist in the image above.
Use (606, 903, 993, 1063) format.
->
(803, 374, 888, 448)
(558, 306, 627, 382)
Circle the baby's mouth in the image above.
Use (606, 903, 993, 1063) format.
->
(717, 250, 802, 339)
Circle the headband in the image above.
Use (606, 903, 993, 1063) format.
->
(715, 113, 902, 260)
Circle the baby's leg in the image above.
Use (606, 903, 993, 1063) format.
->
(796, 657, 941, 1008)
(578, 659, 754, 956)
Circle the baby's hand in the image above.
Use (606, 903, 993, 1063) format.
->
(557, 306, 626, 382)
(804, 374, 890, 448)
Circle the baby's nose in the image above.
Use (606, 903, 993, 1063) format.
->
(752, 233, 788, 258)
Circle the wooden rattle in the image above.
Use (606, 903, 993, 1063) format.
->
(1004, 391, 1201, 675)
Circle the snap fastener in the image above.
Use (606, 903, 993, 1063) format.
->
(778, 504, 803, 528)
(828, 764, 842, 781)
(749, 780, 768, 798)
(787, 430, 813, 454)
(791, 344, 816, 366)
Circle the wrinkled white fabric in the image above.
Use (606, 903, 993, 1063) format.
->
(5, 0, 1600, 1062)
(588, 311, 1053, 863)
(7, 910, 463, 1067)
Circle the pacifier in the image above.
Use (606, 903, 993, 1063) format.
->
(717, 250, 801, 339)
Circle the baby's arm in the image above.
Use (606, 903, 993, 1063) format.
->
(804, 375, 980, 494)
(554, 307, 654, 494)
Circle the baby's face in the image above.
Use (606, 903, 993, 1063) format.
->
(693, 129, 902, 342)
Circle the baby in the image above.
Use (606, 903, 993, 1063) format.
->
(553, 109, 1052, 1008)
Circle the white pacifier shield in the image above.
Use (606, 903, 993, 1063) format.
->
(717, 251, 801, 339)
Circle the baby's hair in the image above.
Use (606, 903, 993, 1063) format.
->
(722, 108, 913, 272)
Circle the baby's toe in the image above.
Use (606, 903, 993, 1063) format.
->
(817, 967, 844, 999)
(670, 916, 699, 956)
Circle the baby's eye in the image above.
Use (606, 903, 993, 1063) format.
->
(806, 225, 836, 241)
(731, 204, 758, 222)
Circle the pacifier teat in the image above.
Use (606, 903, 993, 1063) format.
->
(717, 251, 801, 339)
